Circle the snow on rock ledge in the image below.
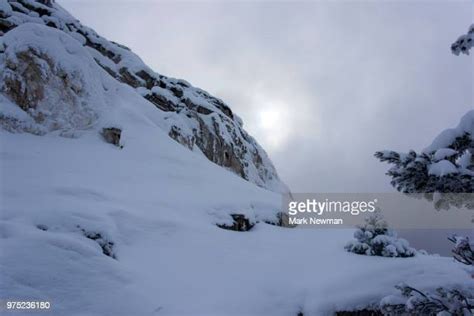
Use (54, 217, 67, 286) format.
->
(0, 0, 288, 193)
(0, 23, 106, 136)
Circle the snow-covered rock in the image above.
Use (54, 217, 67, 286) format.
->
(1, 23, 105, 136)
(0, 0, 288, 193)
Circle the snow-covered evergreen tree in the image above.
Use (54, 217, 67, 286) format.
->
(375, 22, 474, 196)
(375, 23, 474, 207)
(375, 137, 474, 196)
(376, 25, 474, 316)
(375, 140, 474, 194)
(345, 212, 416, 258)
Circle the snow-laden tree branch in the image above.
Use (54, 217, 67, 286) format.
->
(452, 24, 474, 55)
(449, 235, 474, 266)
(374, 132, 474, 195)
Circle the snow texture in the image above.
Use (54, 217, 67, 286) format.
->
(0, 2, 472, 315)
(425, 110, 474, 153)
(428, 160, 459, 177)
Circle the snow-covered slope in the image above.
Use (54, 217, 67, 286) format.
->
(0, 0, 288, 193)
(0, 2, 473, 316)
(2, 131, 472, 315)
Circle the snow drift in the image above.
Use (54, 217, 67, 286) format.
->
(0, 1, 473, 315)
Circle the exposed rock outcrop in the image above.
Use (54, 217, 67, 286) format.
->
(0, 0, 288, 193)
(217, 214, 255, 232)
(1, 47, 97, 133)
(78, 225, 116, 259)
(0, 22, 103, 136)
(102, 127, 121, 147)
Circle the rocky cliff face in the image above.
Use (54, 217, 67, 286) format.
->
(0, 0, 288, 193)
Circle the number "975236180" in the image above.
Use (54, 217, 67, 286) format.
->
(5, 301, 51, 310)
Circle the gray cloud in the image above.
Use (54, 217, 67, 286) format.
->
(61, 0, 473, 193)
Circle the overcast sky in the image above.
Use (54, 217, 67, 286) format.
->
(61, 0, 473, 193)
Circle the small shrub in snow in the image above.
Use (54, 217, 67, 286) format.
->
(345, 212, 416, 258)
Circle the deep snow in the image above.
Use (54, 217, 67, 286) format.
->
(0, 6, 473, 316)
(1, 131, 473, 316)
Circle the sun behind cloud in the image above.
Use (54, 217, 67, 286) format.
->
(253, 100, 293, 151)
(258, 108, 282, 130)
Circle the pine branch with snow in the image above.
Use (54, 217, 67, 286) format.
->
(376, 24, 474, 197)
(452, 24, 474, 55)
(375, 132, 474, 195)
(448, 235, 474, 266)
(379, 236, 474, 316)
(380, 284, 474, 315)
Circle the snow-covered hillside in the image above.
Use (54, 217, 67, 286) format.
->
(1, 132, 472, 315)
(0, 0, 287, 193)
(0, 1, 473, 315)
